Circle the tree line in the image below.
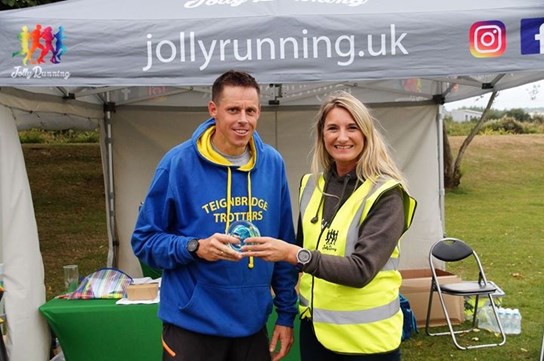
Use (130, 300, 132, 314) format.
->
(449, 106, 544, 123)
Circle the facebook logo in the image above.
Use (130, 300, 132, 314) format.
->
(520, 17, 544, 54)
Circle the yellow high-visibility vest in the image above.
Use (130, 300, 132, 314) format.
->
(298, 173, 416, 354)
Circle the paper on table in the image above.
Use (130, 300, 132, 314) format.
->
(131, 277, 160, 285)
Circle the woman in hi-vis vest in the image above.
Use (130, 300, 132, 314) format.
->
(242, 91, 417, 361)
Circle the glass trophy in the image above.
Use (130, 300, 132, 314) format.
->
(227, 220, 260, 252)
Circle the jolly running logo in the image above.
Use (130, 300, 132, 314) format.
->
(12, 24, 66, 65)
(10, 24, 70, 80)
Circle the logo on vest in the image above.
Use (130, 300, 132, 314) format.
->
(322, 229, 338, 251)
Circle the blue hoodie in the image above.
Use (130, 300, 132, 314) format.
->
(131, 118, 298, 337)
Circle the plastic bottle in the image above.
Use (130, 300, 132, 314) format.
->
(497, 307, 507, 334)
(498, 308, 506, 334)
(508, 308, 517, 334)
(511, 309, 522, 335)
(477, 305, 500, 333)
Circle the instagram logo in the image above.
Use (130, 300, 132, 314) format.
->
(469, 20, 506, 58)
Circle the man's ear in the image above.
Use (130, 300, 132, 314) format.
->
(208, 100, 217, 118)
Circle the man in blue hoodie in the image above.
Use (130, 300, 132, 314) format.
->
(132, 70, 298, 361)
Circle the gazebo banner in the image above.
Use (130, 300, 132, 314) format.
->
(0, 0, 543, 87)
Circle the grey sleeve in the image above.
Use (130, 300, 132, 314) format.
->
(303, 187, 405, 288)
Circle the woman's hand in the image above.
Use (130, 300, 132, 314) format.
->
(241, 237, 299, 264)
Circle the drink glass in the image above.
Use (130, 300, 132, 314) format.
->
(63, 265, 79, 292)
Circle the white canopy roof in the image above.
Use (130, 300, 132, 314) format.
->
(0, 0, 543, 98)
(0, 1, 543, 360)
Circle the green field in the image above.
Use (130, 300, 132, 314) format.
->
(404, 134, 544, 360)
(23, 134, 544, 360)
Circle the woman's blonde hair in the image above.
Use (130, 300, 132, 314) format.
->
(311, 90, 407, 187)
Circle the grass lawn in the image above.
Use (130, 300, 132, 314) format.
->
(402, 134, 544, 360)
(23, 134, 544, 360)
(22, 144, 108, 299)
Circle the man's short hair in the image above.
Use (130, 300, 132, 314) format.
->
(212, 70, 260, 103)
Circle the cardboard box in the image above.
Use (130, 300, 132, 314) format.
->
(400, 269, 465, 327)
(126, 283, 159, 301)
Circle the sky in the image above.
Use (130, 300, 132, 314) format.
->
(444, 80, 544, 111)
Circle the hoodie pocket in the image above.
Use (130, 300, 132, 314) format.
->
(179, 282, 273, 336)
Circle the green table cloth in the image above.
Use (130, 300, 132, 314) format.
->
(39, 298, 300, 361)
(39, 298, 162, 361)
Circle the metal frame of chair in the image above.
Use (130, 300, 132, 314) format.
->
(425, 237, 506, 350)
